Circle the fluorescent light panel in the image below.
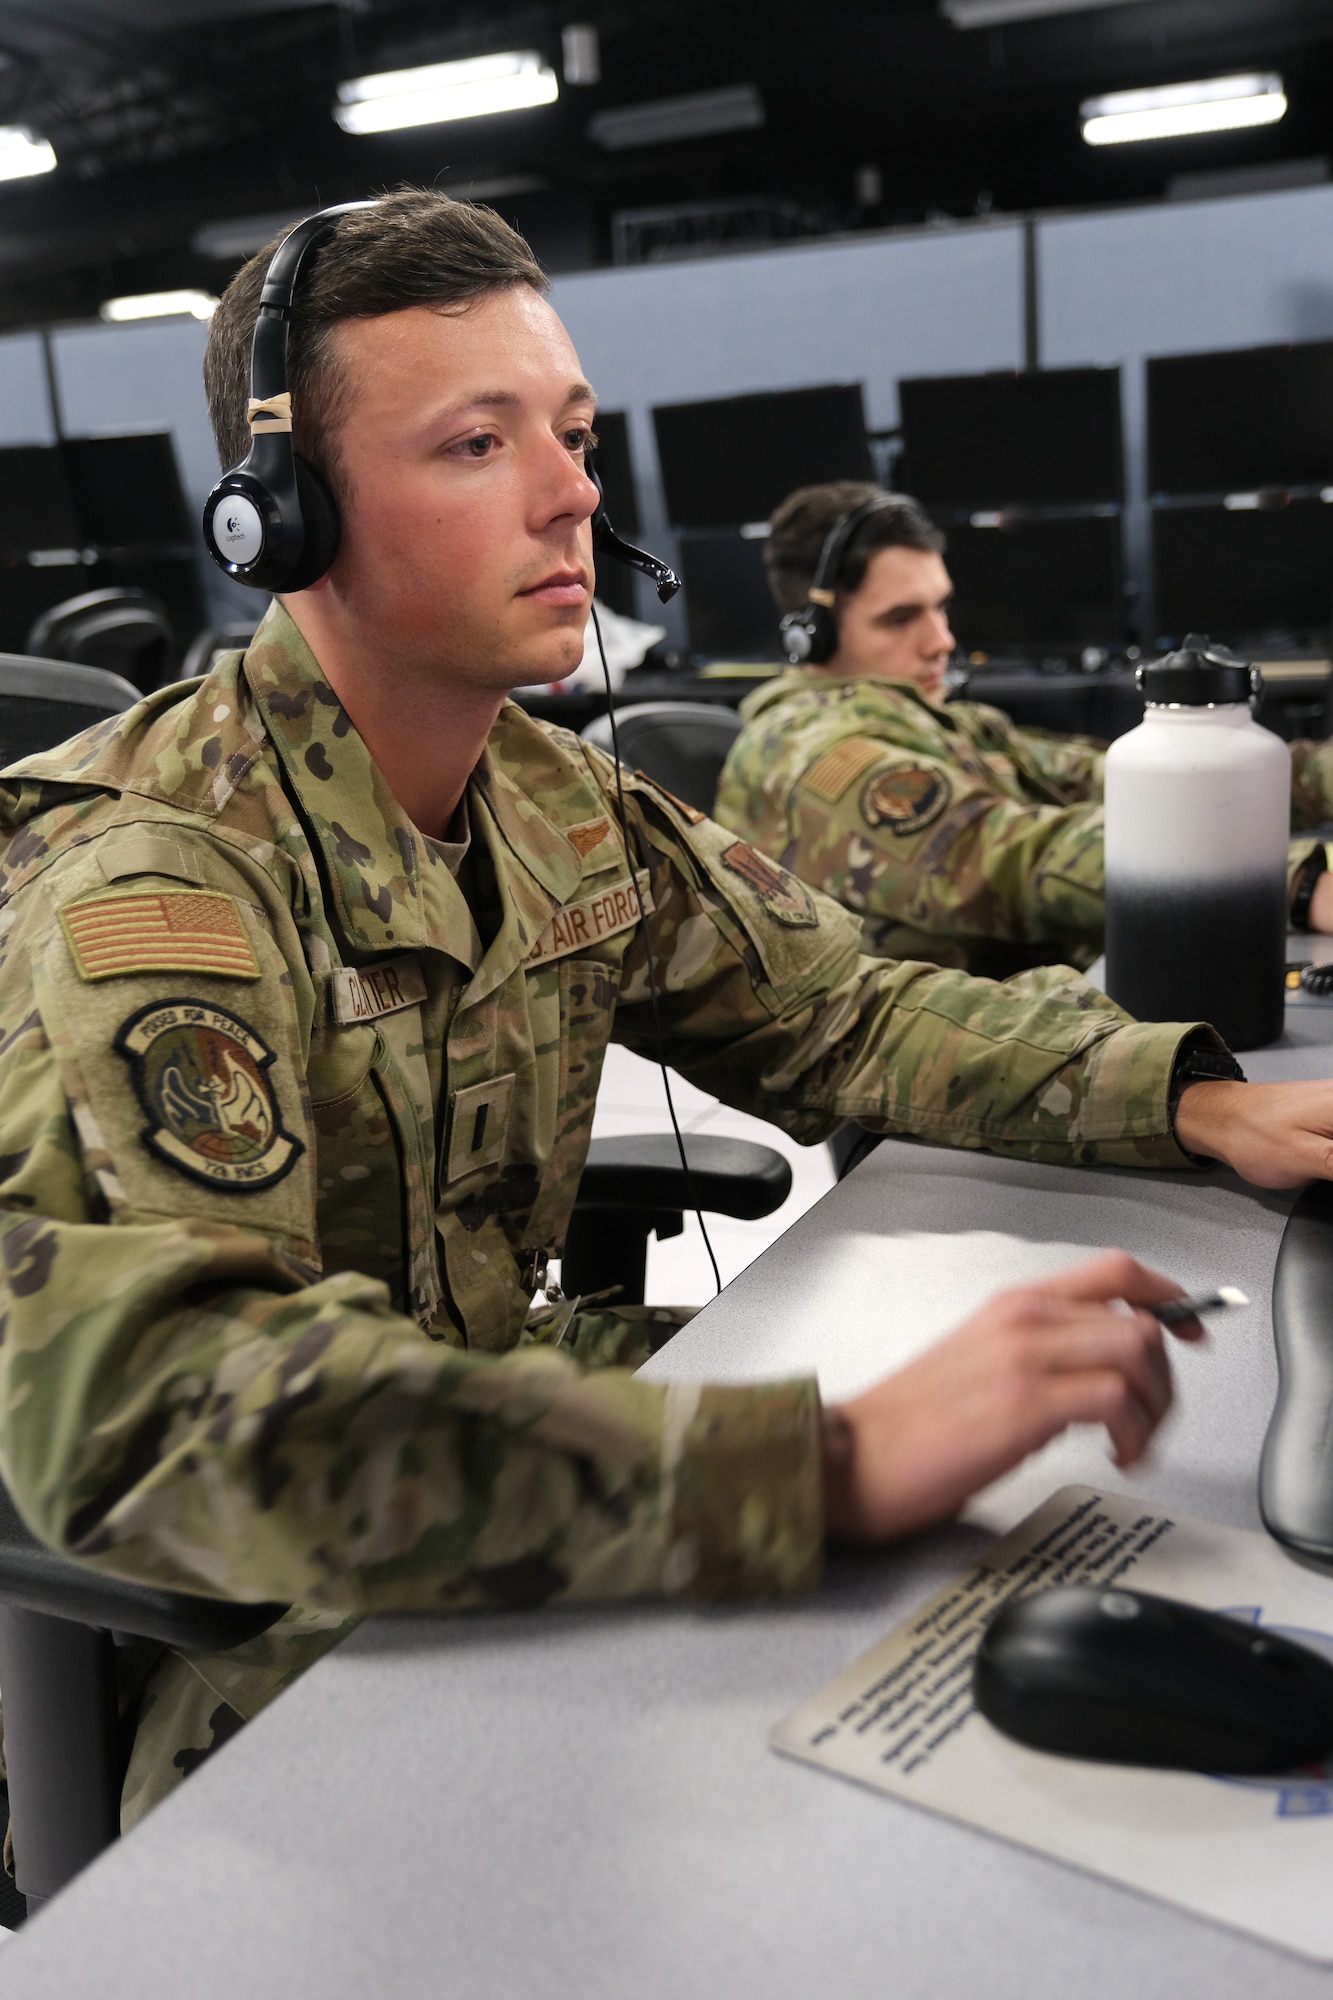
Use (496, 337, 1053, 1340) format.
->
(1082, 72, 1286, 146)
(100, 289, 218, 323)
(335, 50, 557, 135)
(944, 0, 1154, 24)
(0, 127, 56, 182)
(588, 84, 764, 151)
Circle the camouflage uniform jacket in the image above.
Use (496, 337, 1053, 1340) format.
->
(715, 670, 1332, 977)
(0, 605, 1211, 1819)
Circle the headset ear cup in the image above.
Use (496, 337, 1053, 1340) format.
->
(284, 457, 340, 591)
(805, 605, 837, 664)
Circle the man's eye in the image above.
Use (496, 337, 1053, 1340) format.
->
(565, 427, 597, 453)
(464, 434, 496, 457)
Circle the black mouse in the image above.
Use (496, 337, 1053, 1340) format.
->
(973, 1585, 1333, 1774)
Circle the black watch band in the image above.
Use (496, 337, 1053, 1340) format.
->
(1168, 1034, 1246, 1122)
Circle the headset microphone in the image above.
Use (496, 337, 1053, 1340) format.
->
(205, 198, 682, 608)
(779, 493, 895, 665)
(587, 461, 680, 603)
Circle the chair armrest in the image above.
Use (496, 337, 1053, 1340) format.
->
(577, 1134, 792, 1221)
(0, 1485, 285, 1651)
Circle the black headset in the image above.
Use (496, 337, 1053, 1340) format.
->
(203, 200, 681, 604)
(778, 494, 897, 665)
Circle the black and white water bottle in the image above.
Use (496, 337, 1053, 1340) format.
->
(1104, 635, 1289, 1051)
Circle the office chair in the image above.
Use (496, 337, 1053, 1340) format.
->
(565, 1133, 792, 1305)
(180, 618, 263, 680)
(0, 1487, 285, 1918)
(0, 653, 139, 766)
(27, 589, 174, 695)
(581, 701, 744, 816)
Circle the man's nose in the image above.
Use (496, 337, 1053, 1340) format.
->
(539, 435, 600, 527)
(925, 608, 955, 654)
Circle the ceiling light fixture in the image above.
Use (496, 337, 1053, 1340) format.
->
(99, 289, 218, 323)
(588, 83, 764, 151)
(943, 0, 1154, 25)
(335, 50, 557, 135)
(1081, 73, 1286, 147)
(0, 127, 56, 182)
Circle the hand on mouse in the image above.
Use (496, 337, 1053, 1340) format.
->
(1174, 1076, 1333, 1188)
(820, 1249, 1201, 1544)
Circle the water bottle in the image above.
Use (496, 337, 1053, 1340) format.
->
(1104, 635, 1289, 1051)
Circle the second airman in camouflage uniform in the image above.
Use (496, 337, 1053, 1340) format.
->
(715, 484, 1333, 976)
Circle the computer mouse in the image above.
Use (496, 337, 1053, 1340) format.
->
(973, 1585, 1333, 1774)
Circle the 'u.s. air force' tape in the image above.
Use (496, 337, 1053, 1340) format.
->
(527, 871, 654, 967)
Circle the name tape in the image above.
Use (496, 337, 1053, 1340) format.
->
(331, 954, 427, 1024)
(528, 871, 652, 967)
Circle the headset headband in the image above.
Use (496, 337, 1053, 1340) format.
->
(808, 494, 898, 605)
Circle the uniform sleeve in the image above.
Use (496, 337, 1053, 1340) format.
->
(591, 747, 1213, 1171)
(970, 705, 1106, 806)
(0, 874, 822, 1611)
(1288, 740, 1333, 829)
(770, 734, 1106, 949)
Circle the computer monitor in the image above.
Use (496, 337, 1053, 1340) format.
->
(1153, 501, 1333, 643)
(941, 513, 1123, 650)
(678, 529, 782, 659)
(1147, 342, 1333, 496)
(652, 385, 873, 530)
(899, 368, 1124, 507)
(0, 446, 82, 557)
(62, 434, 194, 547)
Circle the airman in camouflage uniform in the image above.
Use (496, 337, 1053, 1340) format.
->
(715, 482, 1333, 975)
(716, 667, 1332, 976)
(0, 600, 1227, 1827)
(0, 201, 1319, 1847)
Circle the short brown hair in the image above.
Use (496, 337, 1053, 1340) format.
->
(203, 189, 548, 497)
(764, 481, 945, 614)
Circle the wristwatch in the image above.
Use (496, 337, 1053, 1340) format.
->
(1168, 1033, 1246, 1153)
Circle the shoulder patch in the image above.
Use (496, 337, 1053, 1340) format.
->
(861, 765, 952, 837)
(720, 841, 818, 929)
(114, 998, 303, 1191)
(60, 890, 260, 982)
(801, 737, 885, 805)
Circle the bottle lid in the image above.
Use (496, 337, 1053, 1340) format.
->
(1135, 634, 1260, 706)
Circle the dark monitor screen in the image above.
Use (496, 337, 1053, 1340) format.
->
(942, 513, 1123, 648)
(652, 385, 873, 530)
(0, 446, 82, 556)
(62, 433, 193, 546)
(899, 368, 1124, 507)
(1147, 342, 1333, 495)
(678, 529, 781, 659)
(1153, 501, 1333, 641)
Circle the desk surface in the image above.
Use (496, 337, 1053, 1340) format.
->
(5, 1007, 1333, 1998)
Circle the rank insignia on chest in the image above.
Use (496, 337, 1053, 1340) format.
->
(114, 999, 303, 1190)
(861, 765, 952, 836)
(720, 841, 818, 928)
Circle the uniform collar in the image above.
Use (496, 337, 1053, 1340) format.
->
(739, 667, 953, 723)
(244, 603, 588, 985)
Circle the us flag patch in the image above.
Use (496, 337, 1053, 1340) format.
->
(60, 890, 261, 983)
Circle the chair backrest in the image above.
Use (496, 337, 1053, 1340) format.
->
(0, 653, 140, 766)
(27, 589, 173, 694)
(581, 700, 743, 815)
(180, 618, 262, 680)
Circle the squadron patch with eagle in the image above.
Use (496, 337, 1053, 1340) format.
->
(114, 998, 303, 1191)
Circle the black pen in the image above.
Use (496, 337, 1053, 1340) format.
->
(1154, 1286, 1249, 1325)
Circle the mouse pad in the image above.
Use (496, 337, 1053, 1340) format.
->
(772, 1485, 1333, 1963)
